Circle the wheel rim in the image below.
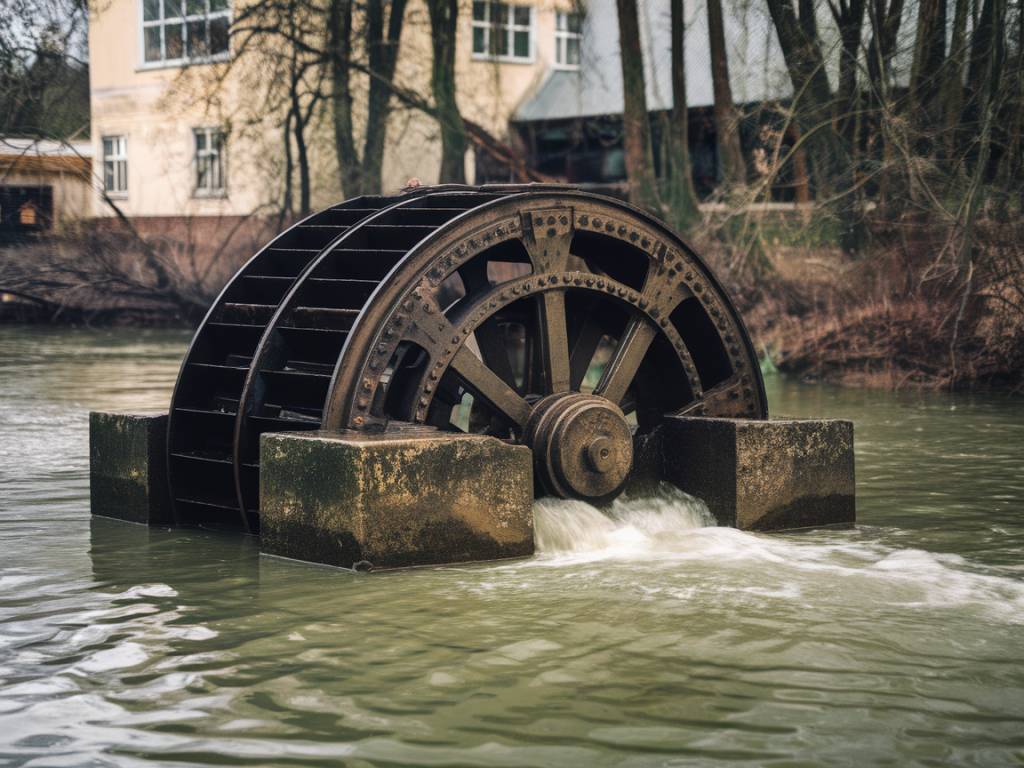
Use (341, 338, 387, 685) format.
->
(325, 192, 767, 501)
(165, 187, 767, 527)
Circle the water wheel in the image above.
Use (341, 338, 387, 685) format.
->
(167, 185, 768, 531)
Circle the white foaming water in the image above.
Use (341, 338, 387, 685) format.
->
(530, 484, 1024, 623)
(533, 483, 715, 560)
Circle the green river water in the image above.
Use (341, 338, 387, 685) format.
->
(1, 326, 1022, 767)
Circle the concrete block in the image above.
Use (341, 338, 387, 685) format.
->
(89, 411, 173, 525)
(661, 416, 855, 531)
(260, 428, 534, 570)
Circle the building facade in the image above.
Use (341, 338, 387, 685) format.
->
(87, 0, 582, 222)
(0, 138, 93, 244)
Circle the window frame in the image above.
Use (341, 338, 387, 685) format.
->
(554, 10, 582, 70)
(102, 135, 129, 198)
(471, 1, 535, 64)
(138, 0, 232, 70)
(192, 127, 228, 198)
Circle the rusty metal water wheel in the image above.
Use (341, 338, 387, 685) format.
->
(166, 186, 767, 531)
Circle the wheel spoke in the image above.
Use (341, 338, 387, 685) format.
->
(594, 315, 657, 406)
(537, 290, 571, 394)
(474, 317, 518, 389)
(676, 374, 749, 418)
(449, 347, 532, 429)
(568, 297, 606, 390)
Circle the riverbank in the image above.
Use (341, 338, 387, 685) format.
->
(4, 213, 1022, 393)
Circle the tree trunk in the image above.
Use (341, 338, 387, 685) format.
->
(361, 0, 409, 193)
(866, 0, 905, 94)
(328, 0, 363, 197)
(615, 0, 661, 212)
(943, 0, 970, 149)
(665, 0, 699, 228)
(427, 0, 468, 183)
(910, 0, 947, 132)
(764, 0, 846, 189)
(706, 0, 745, 185)
(282, 109, 294, 221)
(831, 0, 866, 145)
(292, 94, 311, 215)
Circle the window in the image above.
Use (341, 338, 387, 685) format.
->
(102, 136, 128, 196)
(142, 0, 230, 66)
(194, 128, 226, 195)
(472, 2, 533, 62)
(555, 11, 582, 69)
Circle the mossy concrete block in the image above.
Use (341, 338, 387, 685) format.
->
(89, 411, 173, 525)
(260, 429, 534, 570)
(661, 416, 855, 531)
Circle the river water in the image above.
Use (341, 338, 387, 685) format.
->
(1, 326, 1023, 767)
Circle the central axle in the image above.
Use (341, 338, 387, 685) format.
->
(525, 393, 634, 502)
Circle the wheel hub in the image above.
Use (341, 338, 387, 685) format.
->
(525, 393, 634, 502)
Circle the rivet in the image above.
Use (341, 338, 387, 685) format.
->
(585, 277, 595, 286)
(593, 218, 602, 227)
(419, 397, 429, 407)
(597, 279, 605, 288)
(573, 277, 582, 285)
(354, 415, 365, 425)
(547, 215, 556, 225)
(659, 318, 669, 327)
(425, 384, 434, 393)
(362, 380, 372, 391)
(579, 215, 589, 225)
(694, 283, 704, 293)
(547, 227, 557, 238)
(535, 217, 544, 226)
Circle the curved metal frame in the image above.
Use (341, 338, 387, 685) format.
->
(166, 185, 767, 530)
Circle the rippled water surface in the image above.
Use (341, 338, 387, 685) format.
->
(2, 326, 1023, 767)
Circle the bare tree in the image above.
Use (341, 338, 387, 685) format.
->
(615, 0, 661, 211)
(662, 0, 700, 227)
(426, 0, 468, 183)
(706, 0, 746, 185)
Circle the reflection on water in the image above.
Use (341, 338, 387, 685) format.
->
(1, 326, 1023, 766)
